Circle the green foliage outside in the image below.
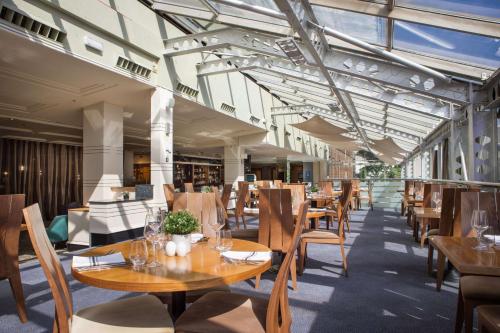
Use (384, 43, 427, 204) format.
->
(357, 150, 402, 180)
(163, 210, 199, 235)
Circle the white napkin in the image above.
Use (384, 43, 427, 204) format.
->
(72, 252, 126, 269)
(484, 235, 500, 242)
(222, 251, 272, 262)
(191, 233, 204, 243)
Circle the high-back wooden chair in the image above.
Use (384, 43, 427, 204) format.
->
(254, 189, 298, 290)
(174, 200, 309, 333)
(351, 179, 361, 210)
(173, 192, 217, 238)
(227, 182, 249, 229)
(163, 184, 175, 211)
(401, 180, 414, 215)
(318, 181, 333, 196)
(184, 182, 194, 193)
(255, 180, 271, 188)
(23, 203, 174, 333)
(298, 182, 352, 276)
(220, 184, 233, 210)
(461, 191, 500, 238)
(414, 183, 442, 244)
(0, 194, 27, 323)
(273, 179, 283, 188)
(282, 183, 306, 214)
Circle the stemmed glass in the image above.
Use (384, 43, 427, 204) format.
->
(129, 239, 148, 270)
(432, 192, 442, 212)
(216, 230, 233, 252)
(209, 208, 226, 248)
(471, 210, 490, 251)
(144, 208, 162, 267)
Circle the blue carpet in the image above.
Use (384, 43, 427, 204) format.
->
(0, 209, 459, 332)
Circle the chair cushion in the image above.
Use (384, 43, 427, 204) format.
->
(72, 295, 174, 333)
(478, 305, 500, 333)
(301, 230, 340, 240)
(461, 276, 500, 301)
(231, 229, 259, 241)
(175, 291, 267, 333)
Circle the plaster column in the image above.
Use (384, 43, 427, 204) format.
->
(150, 87, 174, 204)
(319, 160, 328, 181)
(224, 144, 244, 187)
(312, 161, 320, 184)
(82, 102, 123, 205)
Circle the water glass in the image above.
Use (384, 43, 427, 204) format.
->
(144, 209, 162, 267)
(471, 209, 490, 251)
(216, 230, 233, 252)
(432, 192, 442, 212)
(129, 239, 148, 270)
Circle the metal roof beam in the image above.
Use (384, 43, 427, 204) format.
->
(163, 28, 467, 103)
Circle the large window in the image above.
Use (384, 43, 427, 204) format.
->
(398, 0, 500, 20)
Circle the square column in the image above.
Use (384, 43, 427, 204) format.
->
(224, 144, 244, 187)
(150, 87, 174, 204)
(83, 102, 124, 204)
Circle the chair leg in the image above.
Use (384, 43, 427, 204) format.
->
(290, 257, 297, 290)
(455, 286, 464, 333)
(340, 243, 348, 276)
(9, 271, 28, 323)
(255, 273, 261, 289)
(298, 241, 306, 275)
(427, 244, 434, 276)
(242, 215, 247, 230)
(345, 216, 351, 233)
(234, 215, 240, 230)
(420, 222, 427, 247)
(436, 251, 446, 291)
(464, 300, 474, 333)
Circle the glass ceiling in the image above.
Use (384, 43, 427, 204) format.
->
(151, 0, 499, 160)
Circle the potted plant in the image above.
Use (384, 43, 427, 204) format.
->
(163, 210, 199, 253)
(310, 185, 319, 193)
(201, 186, 212, 193)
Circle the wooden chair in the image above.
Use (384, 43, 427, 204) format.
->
(456, 276, 500, 333)
(174, 200, 309, 333)
(413, 183, 441, 244)
(318, 180, 333, 196)
(184, 183, 194, 193)
(478, 305, 500, 333)
(0, 194, 28, 323)
(298, 182, 352, 276)
(173, 192, 217, 238)
(401, 180, 414, 216)
(254, 189, 298, 290)
(227, 182, 249, 230)
(358, 181, 374, 211)
(273, 179, 283, 188)
(281, 183, 306, 214)
(163, 184, 175, 211)
(324, 180, 351, 231)
(23, 203, 174, 333)
(220, 184, 233, 211)
(351, 179, 361, 210)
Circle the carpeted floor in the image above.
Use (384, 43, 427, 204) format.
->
(0, 208, 460, 332)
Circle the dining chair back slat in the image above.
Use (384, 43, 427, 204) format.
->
(318, 181, 333, 196)
(404, 180, 414, 196)
(236, 182, 249, 216)
(281, 184, 305, 214)
(266, 200, 309, 333)
(173, 193, 217, 238)
(184, 183, 194, 193)
(461, 192, 500, 238)
(338, 183, 353, 240)
(273, 180, 283, 188)
(23, 204, 73, 333)
(258, 189, 294, 252)
(220, 184, 233, 210)
(163, 184, 175, 211)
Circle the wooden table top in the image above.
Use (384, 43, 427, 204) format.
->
(72, 239, 272, 293)
(413, 207, 441, 219)
(430, 236, 500, 276)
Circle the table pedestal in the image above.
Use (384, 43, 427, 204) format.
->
(172, 291, 186, 320)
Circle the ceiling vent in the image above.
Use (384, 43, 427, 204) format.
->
(220, 102, 235, 113)
(176, 82, 199, 98)
(0, 6, 66, 43)
(116, 56, 152, 79)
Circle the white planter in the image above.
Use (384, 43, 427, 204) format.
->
(172, 234, 192, 254)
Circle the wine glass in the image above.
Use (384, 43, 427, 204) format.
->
(216, 230, 233, 252)
(432, 192, 442, 212)
(144, 209, 161, 267)
(209, 208, 226, 248)
(129, 239, 148, 270)
(471, 210, 490, 251)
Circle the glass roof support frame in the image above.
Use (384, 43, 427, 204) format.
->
(386, 0, 395, 51)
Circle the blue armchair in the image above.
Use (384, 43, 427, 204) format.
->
(46, 215, 68, 244)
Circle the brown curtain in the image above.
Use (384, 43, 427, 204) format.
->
(0, 139, 82, 220)
(442, 139, 449, 180)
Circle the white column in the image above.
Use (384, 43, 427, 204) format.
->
(312, 161, 320, 184)
(150, 87, 174, 204)
(224, 144, 244, 187)
(319, 160, 328, 181)
(82, 102, 123, 204)
(123, 150, 135, 185)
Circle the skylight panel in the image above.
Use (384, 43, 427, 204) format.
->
(397, 0, 500, 20)
(393, 21, 500, 69)
(312, 6, 387, 45)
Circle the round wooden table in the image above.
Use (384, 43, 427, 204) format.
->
(72, 239, 272, 319)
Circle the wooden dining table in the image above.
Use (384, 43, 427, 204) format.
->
(72, 239, 272, 319)
(413, 207, 441, 245)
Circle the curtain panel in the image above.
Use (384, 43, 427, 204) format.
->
(0, 139, 82, 220)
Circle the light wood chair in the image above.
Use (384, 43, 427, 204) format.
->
(298, 182, 352, 276)
(273, 179, 283, 188)
(227, 182, 249, 230)
(0, 194, 28, 323)
(401, 180, 414, 216)
(281, 183, 306, 215)
(413, 183, 441, 244)
(220, 184, 233, 211)
(254, 189, 298, 290)
(173, 192, 217, 238)
(163, 184, 175, 211)
(174, 200, 309, 333)
(22, 203, 174, 333)
(184, 183, 194, 193)
(358, 181, 373, 211)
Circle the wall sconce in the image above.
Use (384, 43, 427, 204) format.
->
(19, 165, 25, 171)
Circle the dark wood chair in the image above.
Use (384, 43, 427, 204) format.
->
(227, 182, 249, 229)
(298, 182, 352, 276)
(413, 183, 441, 243)
(184, 183, 194, 193)
(0, 194, 28, 323)
(174, 200, 309, 333)
(163, 184, 175, 211)
(23, 203, 174, 333)
(478, 305, 500, 333)
(401, 180, 414, 216)
(254, 189, 297, 290)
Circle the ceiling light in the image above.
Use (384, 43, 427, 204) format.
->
(275, 37, 307, 66)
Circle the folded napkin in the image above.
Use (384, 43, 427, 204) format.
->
(191, 233, 204, 243)
(222, 251, 272, 262)
(485, 235, 500, 242)
(308, 208, 327, 212)
(72, 252, 126, 270)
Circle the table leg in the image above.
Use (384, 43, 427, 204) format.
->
(171, 291, 186, 320)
